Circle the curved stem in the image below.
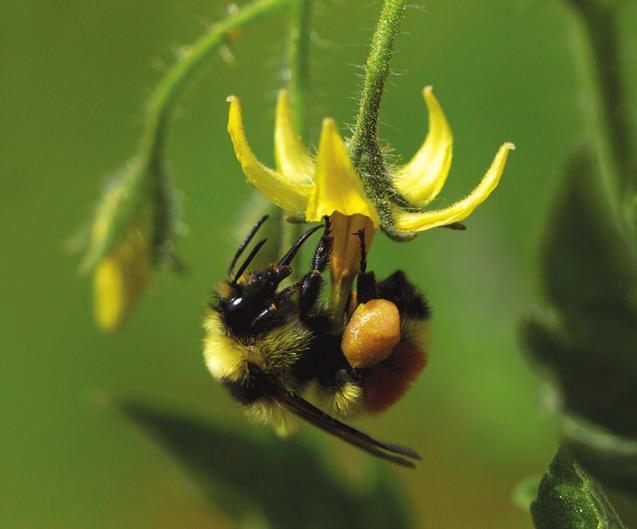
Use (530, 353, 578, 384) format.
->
(287, 0, 313, 141)
(348, 0, 406, 172)
(347, 0, 409, 239)
(84, 0, 290, 273)
(139, 0, 290, 164)
(280, 0, 314, 276)
(565, 1, 635, 211)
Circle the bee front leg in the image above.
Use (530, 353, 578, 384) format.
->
(250, 302, 280, 330)
(299, 220, 333, 317)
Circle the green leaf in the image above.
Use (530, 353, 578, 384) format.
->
(563, 418, 637, 497)
(119, 400, 412, 529)
(531, 447, 627, 529)
(540, 150, 637, 319)
(522, 149, 637, 438)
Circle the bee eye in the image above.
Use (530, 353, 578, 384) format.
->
(227, 297, 246, 313)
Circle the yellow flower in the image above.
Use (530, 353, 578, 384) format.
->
(90, 185, 152, 332)
(226, 87, 514, 302)
(227, 90, 379, 224)
(228, 87, 513, 228)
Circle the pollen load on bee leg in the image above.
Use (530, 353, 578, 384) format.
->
(344, 269, 431, 412)
(341, 299, 401, 368)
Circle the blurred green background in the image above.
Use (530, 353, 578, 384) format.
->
(3, 0, 635, 527)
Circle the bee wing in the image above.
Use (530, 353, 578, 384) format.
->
(277, 388, 421, 468)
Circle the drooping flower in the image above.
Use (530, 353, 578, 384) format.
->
(226, 87, 514, 302)
(83, 159, 180, 332)
(91, 189, 151, 331)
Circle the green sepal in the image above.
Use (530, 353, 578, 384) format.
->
(80, 151, 182, 277)
(147, 156, 183, 271)
(80, 157, 147, 274)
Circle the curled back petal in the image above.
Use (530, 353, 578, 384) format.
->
(305, 118, 380, 225)
(392, 87, 453, 207)
(394, 142, 515, 232)
(274, 90, 314, 182)
(227, 95, 312, 216)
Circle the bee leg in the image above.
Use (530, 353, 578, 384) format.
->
(354, 229, 378, 304)
(299, 219, 333, 317)
(249, 282, 302, 329)
(250, 302, 280, 330)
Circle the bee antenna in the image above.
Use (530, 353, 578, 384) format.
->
(278, 225, 322, 267)
(232, 238, 268, 285)
(228, 215, 269, 276)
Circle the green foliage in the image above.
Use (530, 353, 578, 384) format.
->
(522, 150, 637, 438)
(520, 1, 637, 525)
(564, 419, 637, 497)
(120, 401, 412, 529)
(521, 145, 636, 528)
(523, 0, 637, 529)
(531, 447, 626, 529)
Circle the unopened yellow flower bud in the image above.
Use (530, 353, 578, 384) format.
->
(93, 220, 150, 332)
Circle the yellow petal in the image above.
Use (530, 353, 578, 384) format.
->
(227, 95, 312, 215)
(274, 90, 314, 182)
(393, 86, 453, 207)
(305, 118, 380, 225)
(395, 142, 515, 232)
(93, 225, 150, 332)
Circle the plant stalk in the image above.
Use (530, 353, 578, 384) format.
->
(347, 0, 409, 237)
(287, 0, 313, 141)
(84, 0, 290, 272)
(348, 0, 406, 172)
(140, 0, 290, 164)
(280, 0, 314, 271)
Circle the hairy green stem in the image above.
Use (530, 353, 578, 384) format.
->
(565, 1, 635, 212)
(83, 0, 290, 273)
(281, 0, 313, 273)
(347, 0, 409, 239)
(348, 0, 406, 171)
(287, 0, 313, 141)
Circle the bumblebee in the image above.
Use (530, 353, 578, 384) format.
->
(204, 216, 430, 467)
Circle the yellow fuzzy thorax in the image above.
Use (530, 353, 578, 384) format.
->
(203, 305, 312, 384)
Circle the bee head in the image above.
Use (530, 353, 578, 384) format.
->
(219, 219, 322, 335)
(222, 265, 291, 329)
